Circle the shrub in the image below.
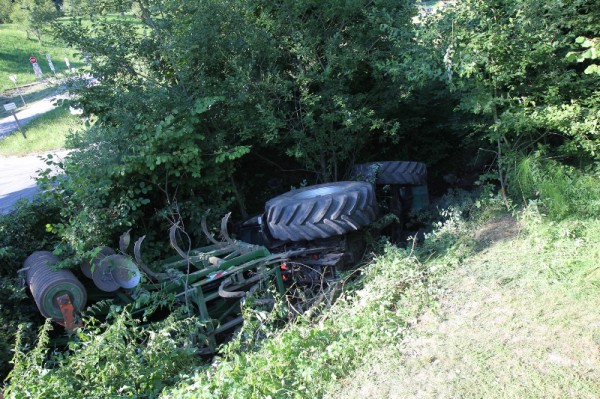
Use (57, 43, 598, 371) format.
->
(4, 308, 204, 398)
(515, 154, 600, 219)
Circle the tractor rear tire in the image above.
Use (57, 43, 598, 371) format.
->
(265, 181, 378, 242)
(351, 161, 427, 185)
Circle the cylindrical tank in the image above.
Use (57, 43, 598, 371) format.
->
(24, 251, 87, 322)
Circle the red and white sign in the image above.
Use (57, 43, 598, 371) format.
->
(29, 56, 37, 64)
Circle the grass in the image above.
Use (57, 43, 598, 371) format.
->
(0, 106, 82, 156)
(0, 23, 83, 93)
(328, 211, 600, 398)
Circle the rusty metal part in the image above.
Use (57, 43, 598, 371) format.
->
(56, 294, 83, 334)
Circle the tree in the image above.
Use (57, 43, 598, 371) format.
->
(0, 0, 14, 23)
(45, 0, 426, 253)
(428, 0, 600, 201)
(10, 0, 58, 41)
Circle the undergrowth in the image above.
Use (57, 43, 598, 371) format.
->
(4, 308, 203, 398)
(161, 190, 491, 399)
(7, 180, 598, 398)
(2, 188, 486, 399)
(514, 154, 600, 219)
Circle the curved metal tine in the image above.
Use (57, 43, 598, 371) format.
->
(119, 229, 132, 254)
(134, 235, 168, 281)
(170, 222, 191, 260)
(220, 212, 235, 246)
(201, 210, 222, 246)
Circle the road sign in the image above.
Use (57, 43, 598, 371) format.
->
(3, 103, 26, 138)
(29, 56, 37, 64)
(46, 55, 56, 74)
(32, 63, 43, 78)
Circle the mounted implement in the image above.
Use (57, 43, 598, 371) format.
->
(20, 161, 428, 348)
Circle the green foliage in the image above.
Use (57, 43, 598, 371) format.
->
(10, 0, 59, 42)
(0, 0, 14, 23)
(514, 154, 600, 219)
(428, 0, 600, 181)
(43, 0, 427, 256)
(0, 277, 40, 380)
(0, 199, 61, 275)
(4, 308, 203, 398)
(567, 36, 600, 75)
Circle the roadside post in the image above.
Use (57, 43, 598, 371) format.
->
(3, 102, 26, 139)
(30, 56, 43, 79)
(64, 57, 72, 72)
(8, 75, 26, 106)
(45, 54, 56, 75)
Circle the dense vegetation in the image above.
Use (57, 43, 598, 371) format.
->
(0, 0, 598, 396)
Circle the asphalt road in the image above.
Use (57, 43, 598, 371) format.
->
(0, 151, 68, 214)
(0, 94, 70, 214)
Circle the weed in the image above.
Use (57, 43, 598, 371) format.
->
(514, 154, 600, 219)
(4, 307, 203, 399)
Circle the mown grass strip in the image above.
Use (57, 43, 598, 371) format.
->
(0, 106, 83, 156)
(327, 212, 600, 398)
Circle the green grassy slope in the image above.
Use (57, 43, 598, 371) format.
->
(328, 213, 600, 398)
(161, 203, 600, 398)
(0, 24, 82, 92)
(0, 106, 83, 156)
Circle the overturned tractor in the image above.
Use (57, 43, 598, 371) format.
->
(19, 161, 428, 351)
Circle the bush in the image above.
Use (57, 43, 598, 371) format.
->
(0, 199, 61, 276)
(514, 154, 600, 219)
(4, 308, 204, 399)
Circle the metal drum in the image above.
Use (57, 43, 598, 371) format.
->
(91, 254, 141, 292)
(24, 251, 87, 321)
(80, 246, 116, 279)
